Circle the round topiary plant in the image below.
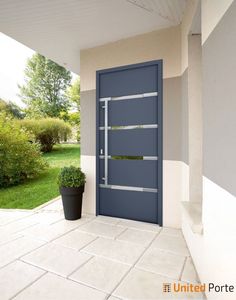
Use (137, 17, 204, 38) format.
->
(58, 166, 86, 221)
(57, 166, 86, 188)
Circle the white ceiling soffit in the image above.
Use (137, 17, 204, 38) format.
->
(0, 0, 187, 74)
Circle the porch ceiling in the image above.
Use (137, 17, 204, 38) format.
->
(0, 0, 187, 74)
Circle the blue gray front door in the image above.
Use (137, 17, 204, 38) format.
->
(96, 60, 163, 225)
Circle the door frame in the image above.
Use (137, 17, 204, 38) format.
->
(96, 60, 163, 225)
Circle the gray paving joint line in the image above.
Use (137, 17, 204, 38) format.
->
(0, 212, 197, 299)
(47, 223, 88, 243)
(114, 227, 128, 240)
(0, 257, 23, 273)
(74, 236, 100, 253)
(0, 213, 34, 227)
(8, 221, 42, 235)
(17, 215, 95, 245)
(4, 228, 103, 292)
(10, 271, 48, 300)
(19, 258, 109, 298)
(46, 215, 68, 226)
(64, 225, 162, 298)
(66, 274, 109, 297)
(0, 216, 101, 273)
(0, 234, 24, 248)
(0, 211, 63, 238)
(178, 256, 188, 281)
(132, 230, 194, 284)
(0, 238, 50, 271)
(108, 227, 163, 298)
(14, 224, 81, 262)
(67, 255, 95, 278)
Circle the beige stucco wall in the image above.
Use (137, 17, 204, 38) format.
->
(80, 26, 184, 228)
(80, 26, 181, 91)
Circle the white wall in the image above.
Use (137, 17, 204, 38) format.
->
(81, 155, 96, 215)
(183, 177, 236, 299)
(201, 0, 234, 44)
(181, 1, 236, 299)
(180, 0, 199, 207)
(163, 161, 184, 228)
(188, 34, 202, 203)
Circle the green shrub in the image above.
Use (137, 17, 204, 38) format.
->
(0, 113, 48, 188)
(19, 118, 71, 152)
(57, 166, 85, 188)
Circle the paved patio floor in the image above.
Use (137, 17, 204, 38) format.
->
(0, 199, 204, 300)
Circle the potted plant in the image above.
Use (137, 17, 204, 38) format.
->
(58, 166, 86, 220)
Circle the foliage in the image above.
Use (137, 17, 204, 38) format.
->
(19, 118, 72, 152)
(18, 53, 72, 118)
(0, 113, 47, 188)
(0, 144, 80, 209)
(62, 77, 80, 141)
(0, 98, 24, 119)
(8, 102, 25, 119)
(57, 166, 85, 188)
(0, 99, 5, 110)
(60, 111, 80, 126)
(69, 111, 80, 126)
(66, 77, 80, 110)
(59, 111, 80, 142)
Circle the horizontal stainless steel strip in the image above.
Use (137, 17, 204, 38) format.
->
(143, 156, 158, 160)
(99, 126, 110, 130)
(99, 92, 158, 102)
(99, 124, 158, 130)
(100, 97, 112, 102)
(99, 184, 158, 193)
(99, 155, 158, 160)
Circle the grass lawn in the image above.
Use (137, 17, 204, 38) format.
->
(0, 144, 80, 209)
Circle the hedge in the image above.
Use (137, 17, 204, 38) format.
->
(19, 118, 72, 152)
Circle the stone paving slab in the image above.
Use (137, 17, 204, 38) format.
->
(0, 199, 203, 300)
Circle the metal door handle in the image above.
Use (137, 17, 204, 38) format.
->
(104, 98, 110, 185)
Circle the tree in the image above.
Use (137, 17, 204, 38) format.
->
(19, 53, 72, 118)
(0, 98, 24, 119)
(0, 99, 7, 111)
(60, 77, 81, 142)
(66, 76, 80, 110)
(64, 76, 80, 125)
(63, 76, 80, 126)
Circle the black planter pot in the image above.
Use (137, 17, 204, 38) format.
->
(60, 186, 85, 220)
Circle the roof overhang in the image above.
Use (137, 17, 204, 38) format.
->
(0, 0, 187, 74)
